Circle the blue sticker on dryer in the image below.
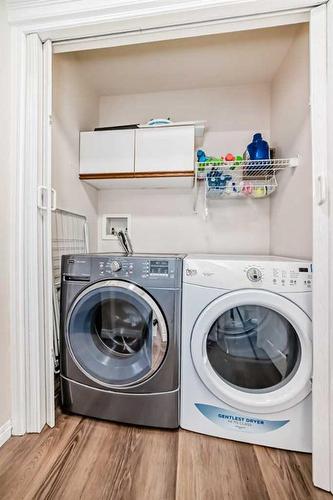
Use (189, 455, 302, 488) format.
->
(195, 403, 289, 433)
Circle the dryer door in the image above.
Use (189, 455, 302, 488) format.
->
(66, 280, 168, 388)
(191, 289, 312, 413)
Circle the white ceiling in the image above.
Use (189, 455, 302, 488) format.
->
(63, 24, 303, 96)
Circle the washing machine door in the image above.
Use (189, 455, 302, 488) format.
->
(66, 280, 168, 388)
(191, 289, 312, 413)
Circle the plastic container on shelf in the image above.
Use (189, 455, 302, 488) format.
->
(246, 133, 270, 161)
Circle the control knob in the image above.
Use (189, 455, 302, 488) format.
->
(111, 260, 122, 272)
(247, 267, 262, 282)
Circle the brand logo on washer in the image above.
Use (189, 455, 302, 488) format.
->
(185, 268, 197, 276)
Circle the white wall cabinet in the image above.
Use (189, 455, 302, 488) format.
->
(135, 126, 195, 174)
(80, 129, 135, 174)
(79, 126, 195, 180)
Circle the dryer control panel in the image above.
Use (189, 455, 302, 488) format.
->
(271, 265, 312, 290)
(183, 256, 312, 292)
(242, 263, 312, 291)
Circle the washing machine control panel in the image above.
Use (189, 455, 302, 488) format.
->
(62, 255, 183, 289)
(110, 260, 122, 272)
(95, 257, 181, 287)
(94, 259, 174, 278)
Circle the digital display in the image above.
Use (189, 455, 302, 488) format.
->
(150, 260, 169, 275)
(299, 267, 309, 273)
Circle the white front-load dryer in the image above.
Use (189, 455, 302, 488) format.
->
(181, 255, 312, 452)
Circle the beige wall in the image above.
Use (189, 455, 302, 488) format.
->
(99, 84, 271, 156)
(0, 1, 11, 429)
(54, 25, 312, 258)
(52, 53, 99, 251)
(270, 24, 312, 259)
(98, 188, 270, 254)
(98, 84, 271, 255)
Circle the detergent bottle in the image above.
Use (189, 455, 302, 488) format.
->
(247, 133, 270, 160)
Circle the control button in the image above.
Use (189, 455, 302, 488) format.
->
(110, 260, 122, 272)
(247, 267, 262, 282)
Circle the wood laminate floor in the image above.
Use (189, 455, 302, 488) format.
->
(0, 411, 330, 500)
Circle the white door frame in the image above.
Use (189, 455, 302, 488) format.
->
(310, 4, 331, 491)
(327, 0, 333, 493)
(8, 0, 331, 490)
(10, 26, 28, 436)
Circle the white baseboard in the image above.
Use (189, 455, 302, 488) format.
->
(0, 420, 12, 448)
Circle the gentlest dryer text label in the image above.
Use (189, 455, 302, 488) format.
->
(195, 404, 289, 434)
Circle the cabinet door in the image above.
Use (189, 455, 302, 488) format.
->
(135, 126, 194, 173)
(80, 130, 135, 174)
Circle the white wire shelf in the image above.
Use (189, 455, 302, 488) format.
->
(197, 157, 298, 180)
(193, 157, 299, 214)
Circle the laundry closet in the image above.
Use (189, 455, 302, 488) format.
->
(52, 22, 312, 260)
(49, 16, 317, 458)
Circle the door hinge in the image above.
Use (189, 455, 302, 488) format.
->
(49, 114, 53, 126)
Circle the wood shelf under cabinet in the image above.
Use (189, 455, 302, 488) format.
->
(79, 170, 194, 180)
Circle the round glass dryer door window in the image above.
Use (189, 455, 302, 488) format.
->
(66, 280, 168, 388)
(190, 289, 312, 413)
(206, 305, 301, 392)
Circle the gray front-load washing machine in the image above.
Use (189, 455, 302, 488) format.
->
(60, 253, 183, 428)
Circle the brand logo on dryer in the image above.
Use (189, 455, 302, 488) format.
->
(195, 404, 289, 433)
(185, 268, 198, 277)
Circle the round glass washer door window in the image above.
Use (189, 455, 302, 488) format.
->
(66, 280, 168, 388)
(206, 304, 301, 393)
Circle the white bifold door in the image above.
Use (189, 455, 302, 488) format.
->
(310, 2, 332, 493)
(19, 34, 55, 433)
